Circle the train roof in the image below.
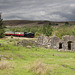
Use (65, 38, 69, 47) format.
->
(5, 31, 14, 33)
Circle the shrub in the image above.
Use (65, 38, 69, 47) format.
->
(43, 24, 53, 36)
(72, 27, 75, 35)
(35, 32, 41, 37)
(55, 26, 73, 39)
(11, 35, 13, 39)
(30, 27, 38, 34)
(65, 22, 69, 25)
(10, 39, 13, 42)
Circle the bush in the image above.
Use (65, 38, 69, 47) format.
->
(11, 35, 13, 39)
(55, 26, 74, 39)
(65, 22, 69, 25)
(43, 24, 53, 36)
(35, 32, 41, 37)
(72, 27, 75, 35)
(0, 29, 5, 38)
(30, 28, 37, 33)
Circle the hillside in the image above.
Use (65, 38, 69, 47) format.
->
(3, 20, 50, 27)
(3, 20, 75, 27)
(0, 38, 75, 75)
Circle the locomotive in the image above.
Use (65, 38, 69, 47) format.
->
(5, 31, 34, 38)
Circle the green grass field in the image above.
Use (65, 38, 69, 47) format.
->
(0, 38, 75, 75)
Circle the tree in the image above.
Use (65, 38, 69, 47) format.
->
(65, 22, 69, 25)
(43, 24, 53, 36)
(0, 13, 5, 38)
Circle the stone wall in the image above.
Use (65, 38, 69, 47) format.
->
(62, 35, 75, 51)
(48, 35, 60, 49)
(37, 35, 75, 51)
(37, 35, 49, 46)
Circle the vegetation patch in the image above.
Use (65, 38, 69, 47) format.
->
(0, 39, 75, 75)
(27, 60, 51, 75)
(0, 60, 14, 70)
(62, 64, 75, 71)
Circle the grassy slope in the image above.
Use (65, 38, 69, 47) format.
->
(0, 39, 75, 75)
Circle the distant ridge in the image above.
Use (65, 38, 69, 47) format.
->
(3, 20, 75, 27)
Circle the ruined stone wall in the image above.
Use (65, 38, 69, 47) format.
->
(37, 35, 75, 51)
(62, 35, 75, 51)
(48, 36, 60, 49)
(37, 35, 49, 46)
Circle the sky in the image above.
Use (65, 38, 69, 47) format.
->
(0, 0, 75, 21)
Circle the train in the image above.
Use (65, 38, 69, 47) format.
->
(5, 31, 34, 38)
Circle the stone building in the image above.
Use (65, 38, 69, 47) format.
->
(61, 35, 75, 51)
(37, 35, 75, 51)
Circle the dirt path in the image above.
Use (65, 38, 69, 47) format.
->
(5, 36, 37, 40)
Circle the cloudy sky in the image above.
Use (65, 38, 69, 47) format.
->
(0, 0, 75, 21)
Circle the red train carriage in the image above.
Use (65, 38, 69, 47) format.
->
(5, 31, 15, 36)
(15, 32, 24, 37)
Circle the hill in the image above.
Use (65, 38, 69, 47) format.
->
(3, 20, 75, 27)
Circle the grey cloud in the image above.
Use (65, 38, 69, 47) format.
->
(0, 0, 75, 21)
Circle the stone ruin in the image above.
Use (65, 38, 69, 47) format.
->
(17, 39, 38, 47)
(37, 35, 75, 51)
(37, 35, 49, 46)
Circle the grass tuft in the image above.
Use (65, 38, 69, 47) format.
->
(0, 60, 14, 70)
(27, 60, 51, 75)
